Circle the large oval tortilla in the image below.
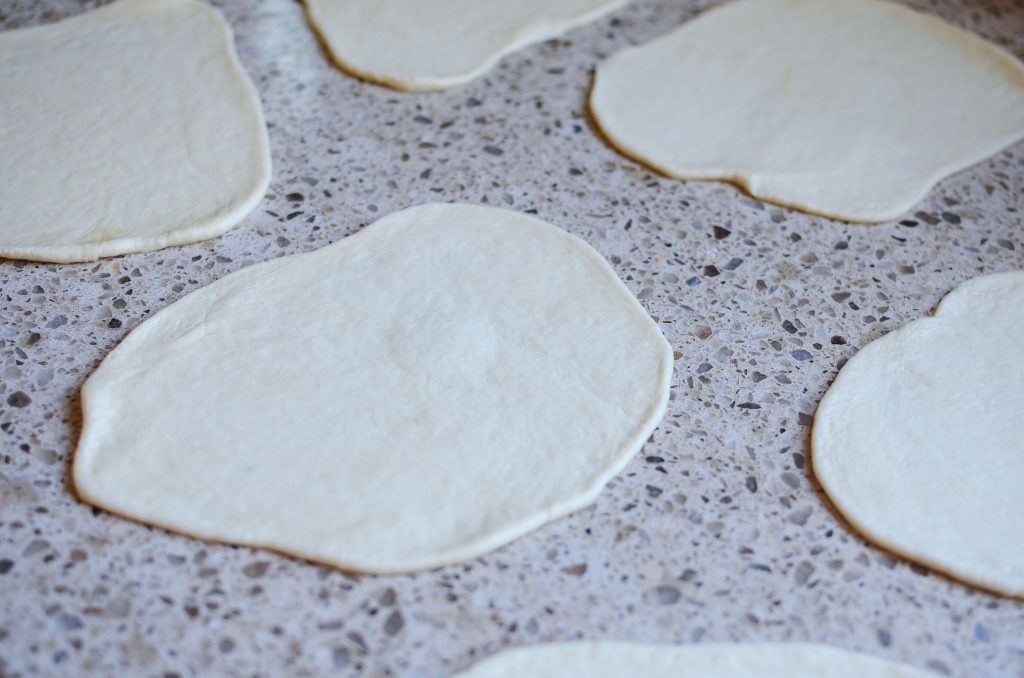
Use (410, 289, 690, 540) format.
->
(0, 0, 271, 262)
(590, 0, 1024, 223)
(305, 0, 629, 91)
(813, 271, 1024, 596)
(73, 203, 672, 573)
(453, 642, 934, 677)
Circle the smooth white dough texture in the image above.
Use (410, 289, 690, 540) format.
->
(73, 203, 673, 573)
(590, 0, 1024, 223)
(453, 642, 935, 677)
(304, 0, 629, 91)
(813, 272, 1024, 596)
(0, 0, 271, 263)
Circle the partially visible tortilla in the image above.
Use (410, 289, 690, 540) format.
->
(305, 0, 629, 91)
(813, 271, 1024, 597)
(590, 0, 1024, 223)
(453, 642, 935, 677)
(0, 0, 271, 262)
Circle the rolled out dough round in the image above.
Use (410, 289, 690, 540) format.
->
(0, 0, 271, 263)
(590, 0, 1024, 223)
(813, 272, 1024, 596)
(73, 203, 672, 573)
(304, 0, 629, 91)
(452, 642, 934, 677)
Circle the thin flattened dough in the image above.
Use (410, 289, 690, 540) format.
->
(590, 0, 1024, 223)
(453, 642, 935, 677)
(304, 0, 629, 91)
(813, 272, 1024, 596)
(73, 203, 673, 573)
(0, 0, 271, 263)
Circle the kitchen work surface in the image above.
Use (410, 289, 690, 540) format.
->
(0, 0, 1022, 675)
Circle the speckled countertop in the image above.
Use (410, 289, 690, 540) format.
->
(1, 0, 1022, 675)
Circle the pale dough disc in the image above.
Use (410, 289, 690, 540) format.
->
(0, 0, 271, 263)
(73, 203, 672, 573)
(304, 0, 629, 91)
(453, 642, 934, 677)
(590, 0, 1024, 223)
(813, 272, 1024, 596)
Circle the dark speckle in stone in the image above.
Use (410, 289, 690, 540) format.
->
(703, 265, 720, 277)
(46, 315, 67, 329)
(560, 563, 587, 576)
(745, 476, 757, 493)
(877, 629, 892, 647)
(790, 349, 812, 362)
(218, 638, 235, 653)
(108, 318, 122, 329)
(379, 588, 396, 607)
(646, 484, 662, 498)
(941, 211, 961, 225)
(724, 257, 743, 271)
(0, 559, 12, 574)
(652, 585, 680, 604)
(712, 226, 731, 239)
(243, 561, 270, 578)
(276, 236, 291, 247)
(7, 392, 30, 408)
(686, 276, 701, 287)
(483, 145, 504, 156)
(782, 320, 797, 334)
(383, 610, 404, 636)
(830, 335, 846, 345)
(332, 647, 350, 668)
(285, 192, 304, 202)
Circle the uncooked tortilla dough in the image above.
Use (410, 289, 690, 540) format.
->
(304, 0, 629, 91)
(590, 0, 1024, 223)
(73, 203, 672, 573)
(0, 0, 271, 263)
(452, 642, 934, 677)
(813, 272, 1024, 596)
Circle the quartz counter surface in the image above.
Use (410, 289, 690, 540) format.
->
(1, 0, 1022, 675)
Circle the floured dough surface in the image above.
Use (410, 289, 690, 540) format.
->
(305, 0, 629, 91)
(73, 203, 672, 573)
(453, 642, 934, 677)
(813, 272, 1024, 596)
(0, 0, 271, 263)
(590, 0, 1024, 223)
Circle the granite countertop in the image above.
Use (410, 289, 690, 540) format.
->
(1, 0, 1022, 675)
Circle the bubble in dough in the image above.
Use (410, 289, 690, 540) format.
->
(813, 271, 1024, 596)
(304, 0, 629, 91)
(0, 0, 271, 263)
(452, 642, 935, 677)
(72, 203, 672, 573)
(590, 0, 1024, 223)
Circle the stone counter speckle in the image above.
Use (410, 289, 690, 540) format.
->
(1, 0, 1022, 675)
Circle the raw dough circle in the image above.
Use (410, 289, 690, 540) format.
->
(0, 0, 272, 262)
(590, 0, 1024, 223)
(813, 272, 1024, 596)
(453, 642, 934, 677)
(73, 203, 673, 573)
(304, 0, 629, 91)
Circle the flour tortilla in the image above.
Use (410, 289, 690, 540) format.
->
(453, 642, 934, 677)
(0, 0, 271, 263)
(304, 0, 629, 91)
(813, 271, 1024, 596)
(590, 0, 1024, 223)
(73, 203, 672, 573)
